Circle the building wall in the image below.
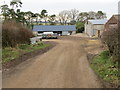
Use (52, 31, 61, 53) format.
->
(105, 16, 118, 31)
(85, 21, 94, 37)
(93, 24, 105, 37)
(62, 31, 76, 35)
(85, 21, 105, 37)
(72, 31, 76, 35)
(33, 31, 76, 36)
(94, 29, 104, 37)
(33, 31, 38, 36)
(93, 25, 104, 30)
(62, 31, 69, 35)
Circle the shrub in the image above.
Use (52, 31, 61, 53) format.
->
(2, 20, 34, 47)
(76, 22, 84, 33)
(101, 28, 120, 62)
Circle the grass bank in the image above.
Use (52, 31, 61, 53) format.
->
(2, 42, 49, 64)
(91, 51, 119, 87)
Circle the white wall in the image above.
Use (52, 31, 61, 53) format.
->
(72, 31, 76, 35)
(93, 25, 104, 37)
(62, 31, 69, 35)
(85, 21, 93, 37)
(93, 25, 104, 30)
(33, 31, 76, 36)
(33, 31, 38, 36)
(62, 31, 76, 35)
(85, 21, 105, 37)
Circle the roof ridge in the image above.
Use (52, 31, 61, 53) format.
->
(88, 19, 107, 25)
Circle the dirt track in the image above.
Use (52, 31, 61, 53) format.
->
(3, 34, 103, 88)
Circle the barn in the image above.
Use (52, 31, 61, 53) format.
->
(33, 25, 76, 36)
(85, 19, 107, 37)
(104, 15, 120, 31)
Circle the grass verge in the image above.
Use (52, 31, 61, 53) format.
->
(91, 51, 119, 86)
(2, 42, 49, 63)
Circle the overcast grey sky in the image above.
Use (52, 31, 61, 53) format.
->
(0, 0, 119, 19)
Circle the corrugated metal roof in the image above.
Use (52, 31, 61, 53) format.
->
(88, 19, 107, 25)
(33, 25, 76, 32)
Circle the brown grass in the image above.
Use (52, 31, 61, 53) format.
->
(2, 20, 34, 47)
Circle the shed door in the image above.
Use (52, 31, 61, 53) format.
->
(98, 30, 100, 37)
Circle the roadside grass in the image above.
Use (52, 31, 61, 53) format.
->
(2, 42, 49, 63)
(91, 51, 119, 85)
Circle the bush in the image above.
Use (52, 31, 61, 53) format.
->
(101, 28, 120, 62)
(76, 22, 84, 33)
(2, 20, 34, 47)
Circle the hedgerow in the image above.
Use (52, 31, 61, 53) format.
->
(101, 28, 120, 62)
(2, 20, 34, 47)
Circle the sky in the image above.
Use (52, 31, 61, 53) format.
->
(0, 0, 119, 19)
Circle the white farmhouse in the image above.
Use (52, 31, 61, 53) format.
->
(85, 19, 107, 37)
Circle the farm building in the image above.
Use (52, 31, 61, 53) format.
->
(85, 19, 107, 37)
(105, 15, 120, 31)
(33, 25, 76, 36)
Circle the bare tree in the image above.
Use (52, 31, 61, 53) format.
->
(69, 9, 79, 22)
(58, 10, 71, 25)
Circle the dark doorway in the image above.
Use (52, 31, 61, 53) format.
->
(38, 31, 43, 33)
(68, 31, 72, 35)
(53, 31, 62, 35)
(98, 30, 100, 37)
